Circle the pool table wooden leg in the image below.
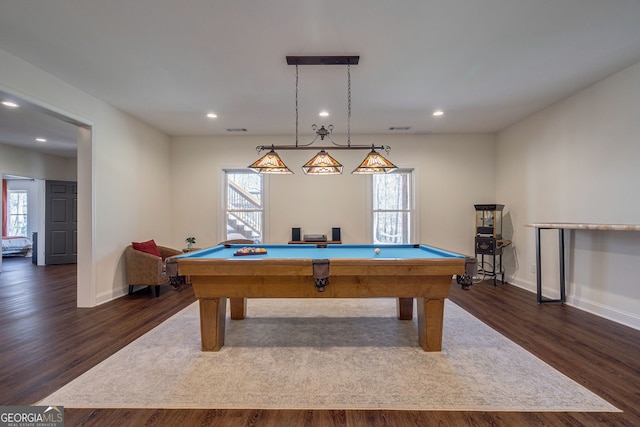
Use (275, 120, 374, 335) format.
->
(230, 297, 247, 319)
(396, 297, 413, 320)
(199, 297, 227, 351)
(417, 297, 444, 352)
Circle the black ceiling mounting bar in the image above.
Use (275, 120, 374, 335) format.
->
(286, 56, 360, 66)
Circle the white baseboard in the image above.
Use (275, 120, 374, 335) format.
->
(566, 296, 640, 331)
(95, 288, 127, 305)
(507, 276, 640, 331)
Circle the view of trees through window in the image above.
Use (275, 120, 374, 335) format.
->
(8, 191, 28, 237)
(225, 171, 263, 243)
(372, 169, 413, 244)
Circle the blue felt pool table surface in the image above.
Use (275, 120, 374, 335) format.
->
(179, 243, 465, 260)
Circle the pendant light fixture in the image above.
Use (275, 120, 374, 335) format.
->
(247, 147, 293, 174)
(249, 56, 397, 175)
(352, 148, 398, 174)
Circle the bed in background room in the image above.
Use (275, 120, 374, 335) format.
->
(2, 236, 32, 257)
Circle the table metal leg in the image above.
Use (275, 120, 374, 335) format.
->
(492, 256, 497, 286)
(536, 227, 543, 303)
(536, 227, 566, 304)
(558, 228, 566, 303)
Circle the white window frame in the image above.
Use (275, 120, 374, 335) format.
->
(8, 189, 29, 237)
(366, 168, 417, 244)
(222, 169, 267, 243)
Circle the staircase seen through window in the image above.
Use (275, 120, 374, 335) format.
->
(225, 170, 263, 243)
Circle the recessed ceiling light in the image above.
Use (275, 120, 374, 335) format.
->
(433, 110, 444, 117)
(319, 111, 329, 117)
(35, 138, 47, 143)
(2, 101, 19, 108)
(206, 112, 217, 118)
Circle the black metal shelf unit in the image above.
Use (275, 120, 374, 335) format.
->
(474, 204, 509, 285)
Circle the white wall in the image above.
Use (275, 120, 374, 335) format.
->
(0, 143, 77, 181)
(170, 134, 496, 256)
(0, 47, 172, 305)
(497, 61, 640, 329)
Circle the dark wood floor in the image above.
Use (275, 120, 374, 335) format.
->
(1, 256, 639, 426)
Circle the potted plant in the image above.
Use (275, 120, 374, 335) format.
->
(185, 236, 196, 249)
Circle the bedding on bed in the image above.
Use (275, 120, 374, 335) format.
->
(2, 236, 33, 256)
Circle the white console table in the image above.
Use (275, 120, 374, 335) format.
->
(525, 223, 640, 304)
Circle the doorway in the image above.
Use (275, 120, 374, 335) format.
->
(0, 89, 93, 306)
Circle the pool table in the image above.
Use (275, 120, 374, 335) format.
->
(178, 243, 466, 352)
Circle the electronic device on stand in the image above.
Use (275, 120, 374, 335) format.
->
(474, 204, 511, 285)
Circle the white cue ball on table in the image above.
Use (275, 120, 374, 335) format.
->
(374, 248, 381, 254)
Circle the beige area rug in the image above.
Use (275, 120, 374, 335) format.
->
(39, 298, 619, 411)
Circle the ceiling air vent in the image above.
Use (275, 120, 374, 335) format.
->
(389, 126, 411, 131)
(226, 128, 248, 132)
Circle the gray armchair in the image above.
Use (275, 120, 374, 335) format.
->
(125, 244, 182, 297)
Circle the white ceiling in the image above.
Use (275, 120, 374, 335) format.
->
(0, 94, 80, 158)
(1, 0, 640, 158)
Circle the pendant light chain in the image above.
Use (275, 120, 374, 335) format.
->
(295, 64, 299, 147)
(347, 64, 351, 146)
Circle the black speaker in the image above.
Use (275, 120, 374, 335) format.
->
(332, 227, 341, 242)
(292, 227, 301, 241)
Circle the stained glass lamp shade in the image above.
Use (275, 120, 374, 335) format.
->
(302, 150, 344, 175)
(352, 149, 398, 174)
(248, 149, 294, 174)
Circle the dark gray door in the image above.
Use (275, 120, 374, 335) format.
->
(45, 180, 77, 264)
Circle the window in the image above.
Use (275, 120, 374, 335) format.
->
(224, 170, 264, 243)
(371, 169, 414, 244)
(8, 190, 28, 237)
